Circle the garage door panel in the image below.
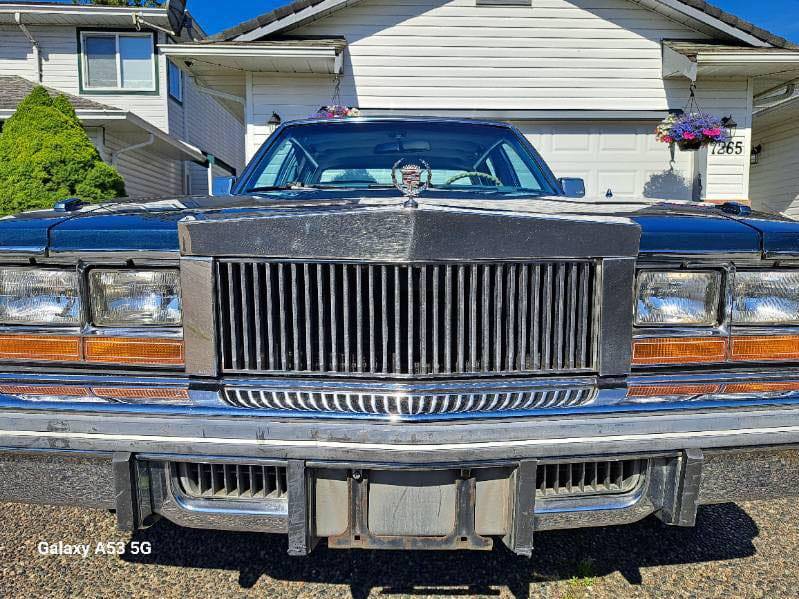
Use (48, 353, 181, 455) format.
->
(513, 121, 694, 201)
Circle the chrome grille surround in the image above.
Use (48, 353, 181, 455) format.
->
(216, 260, 598, 378)
(223, 385, 597, 417)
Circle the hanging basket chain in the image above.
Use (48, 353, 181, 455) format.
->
(682, 84, 704, 116)
(331, 73, 342, 106)
(312, 73, 361, 118)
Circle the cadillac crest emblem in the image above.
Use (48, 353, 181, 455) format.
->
(392, 158, 431, 208)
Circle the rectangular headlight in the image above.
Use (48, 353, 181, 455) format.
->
(635, 271, 721, 326)
(733, 271, 799, 325)
(89, 270, 181, 327)
(0, 269, 80, 326)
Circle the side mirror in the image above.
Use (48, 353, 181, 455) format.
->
(212, 176, 236, 196)
(558, 177, 585, 198)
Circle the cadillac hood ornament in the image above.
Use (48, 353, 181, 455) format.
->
(392, 158, 431, 208)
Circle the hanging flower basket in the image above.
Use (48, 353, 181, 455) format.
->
(312, 105, 361, 119)
(656, 85, 731, 151)
(656, 112, 729, 151)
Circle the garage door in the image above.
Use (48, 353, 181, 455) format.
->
(511, 122, 695, 201)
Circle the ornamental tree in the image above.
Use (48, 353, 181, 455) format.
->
(0, 86, 126, 216)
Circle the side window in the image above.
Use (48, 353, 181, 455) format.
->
(252, 140, 311, 188)
(500, 142, 542, 190)
(168, 60, 183, 102)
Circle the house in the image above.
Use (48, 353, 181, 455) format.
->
(750, 94, 799, 216)
(161, 0, 799, 209)
(0, 2, 245, 198)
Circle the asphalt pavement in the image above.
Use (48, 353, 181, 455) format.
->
(1, 499, 797, 598)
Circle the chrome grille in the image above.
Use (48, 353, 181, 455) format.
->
(177, 462, 287, 500)
(223, 387, 596, 417)
(217, 260, 597, 377)
(537, 459, 644, 498)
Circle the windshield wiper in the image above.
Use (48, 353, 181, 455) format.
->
(248, 184, 322, 192)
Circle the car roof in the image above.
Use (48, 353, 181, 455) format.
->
(279, 116, 516, 129)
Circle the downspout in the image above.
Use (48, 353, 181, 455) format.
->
(111, 134, 155, 167)
(15, 13, 42, 83)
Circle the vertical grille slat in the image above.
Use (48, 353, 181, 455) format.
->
(179, 461, 289, 501)
(217, 260, 597, 377)
(534, 459, 645, 498)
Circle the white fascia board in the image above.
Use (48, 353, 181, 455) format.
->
(0, 4, 165, 20)
(160, 44, 339, 60)
(650, 0, 772, 47)
(696, 51, 799, 66)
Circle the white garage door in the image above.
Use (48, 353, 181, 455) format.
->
(511, 122, 695, 201)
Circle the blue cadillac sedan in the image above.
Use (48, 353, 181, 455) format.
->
(2, 117, 799, 556)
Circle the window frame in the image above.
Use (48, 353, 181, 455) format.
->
(77, 28, 159, 95)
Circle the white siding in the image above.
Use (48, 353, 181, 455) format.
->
(689, 78, 753, 203)
(0, 26, 38, 79)
(750, 101, 799, 216)
(0, 25, 169, 130)
(174, 76, 246, 195)
(105, 131, 182, 198)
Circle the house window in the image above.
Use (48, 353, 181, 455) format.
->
(168, 60, 183, 102)
(80, 31, 156, 92)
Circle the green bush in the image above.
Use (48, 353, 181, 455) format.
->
(0, 85, 126, 215)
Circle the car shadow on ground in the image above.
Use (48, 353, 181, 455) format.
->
(122, 503, 758, 599)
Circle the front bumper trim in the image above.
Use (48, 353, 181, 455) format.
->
(6, 422, 799, 453)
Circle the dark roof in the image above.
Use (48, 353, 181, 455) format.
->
(0, 76, 117, 112)
(210, 0, 795, 49)
(677, 0, 794, 49)
(209, 0, 333, 41)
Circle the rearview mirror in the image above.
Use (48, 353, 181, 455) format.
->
(558, 177, 585, 198)
(212, 176, 236, 196)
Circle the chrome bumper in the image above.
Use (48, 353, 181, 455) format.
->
(3, 370, 799, 554)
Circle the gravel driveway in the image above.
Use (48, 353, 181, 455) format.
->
(1, 499, 797, 598)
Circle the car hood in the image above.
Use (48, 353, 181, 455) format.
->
(0, 190, 797, 258)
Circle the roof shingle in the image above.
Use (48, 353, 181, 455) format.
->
(0, 76, 119, 113)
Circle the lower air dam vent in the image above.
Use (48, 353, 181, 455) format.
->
(537, 459, 645, 497)
(177, 462, 287, 500)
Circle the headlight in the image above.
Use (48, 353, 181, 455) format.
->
(89, 270, 181, 327)
(733, 271, 799, 325)
(0, 268, 80, 325)
(635, 271, 721, 326)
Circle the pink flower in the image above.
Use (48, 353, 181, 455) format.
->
(662, 136, 673, 143)
(702, 128, 722, 137)
(682, 132, 696, 140)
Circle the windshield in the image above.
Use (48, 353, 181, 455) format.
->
(241, 120, 558, 195)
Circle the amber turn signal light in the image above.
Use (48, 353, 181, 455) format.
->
(0, 334, 81, 362)
(627, 383, 722, 397)
(84, 337, 184, 366)
(731, 335, 799, 362)
(91, 387, 189, 400)
(723, 381, 799, 394)
(632, 337, 728, 365)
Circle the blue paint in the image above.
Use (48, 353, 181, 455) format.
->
(48, 211, 184, 253)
